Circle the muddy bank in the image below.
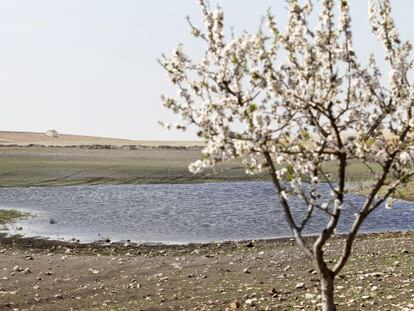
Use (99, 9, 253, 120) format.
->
(0, 232, 413, 310)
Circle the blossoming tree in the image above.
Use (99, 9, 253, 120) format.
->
(160, 0, 414, 309)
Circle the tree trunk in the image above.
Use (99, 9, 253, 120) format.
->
(320, 274, 336, 311)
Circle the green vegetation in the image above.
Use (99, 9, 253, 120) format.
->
(357, 179, 414, 201)
(0, 146, 261, 187)
(0, 209, 28, 225)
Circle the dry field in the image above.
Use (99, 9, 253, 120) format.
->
(0, 232, 413, 310)
(2, 131, 414, 200)
(0, 131, 203, 147)
(0, 145, 256, 187)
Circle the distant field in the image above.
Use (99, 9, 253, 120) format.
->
(1, 143, 413, 200)
(0, 131, 203, 147)
(0, 145, 384, 187)
(0, 146, 258, 187)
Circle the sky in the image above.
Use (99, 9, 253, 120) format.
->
(0, 0, 412, 141)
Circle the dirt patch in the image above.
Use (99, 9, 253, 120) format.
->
(0, 232, 413, 310)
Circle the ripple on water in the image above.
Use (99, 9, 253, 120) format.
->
(0, 182, 413, 243)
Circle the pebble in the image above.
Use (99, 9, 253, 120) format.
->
(22, 268, 31, 274)
(228, 300, 241, 310)
(268, 287, 277, 295)
(243, 268, 251, 274)
(296, 283, 305, 289)
(245, 241, 254, 248)
(305, 293, 316, 300)
(244, 298, 257, 306)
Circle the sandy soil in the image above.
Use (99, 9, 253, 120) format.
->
(0, 232, 413, 310)
(0, 131, 203, 147)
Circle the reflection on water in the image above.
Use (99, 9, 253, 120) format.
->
(0, 182, 413, 243)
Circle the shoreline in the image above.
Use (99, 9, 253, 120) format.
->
(0, 178, 269, 189)
(1, 230, 412, 254)
(1, 230, 413, 310)
(0, 179, 413, 249)
(2, 201, 413, 250)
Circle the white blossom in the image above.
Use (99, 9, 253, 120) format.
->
(160, 2, 414, 307)
(161, 0, 414, 278)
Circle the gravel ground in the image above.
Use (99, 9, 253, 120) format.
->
(0, 232, 413, 310)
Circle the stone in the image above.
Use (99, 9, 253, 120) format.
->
(305, 293, 316, 300)
(296, 283, 305, 289)
(268, 287, 277, 295)
(88, 269, 100, 275)
(22, 268, 31, 274)
(245, 241, 254, 248)
(229, 300, 241, 310)
(244, 298, 257, 306)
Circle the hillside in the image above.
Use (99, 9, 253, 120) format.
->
(0, 131, 203, 147)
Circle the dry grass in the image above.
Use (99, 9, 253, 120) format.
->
(0, 131, 203, 147)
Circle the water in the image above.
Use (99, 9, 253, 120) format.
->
(0, 182, 413, 244)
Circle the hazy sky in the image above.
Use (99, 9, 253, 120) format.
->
(0, 0, 412, 140)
